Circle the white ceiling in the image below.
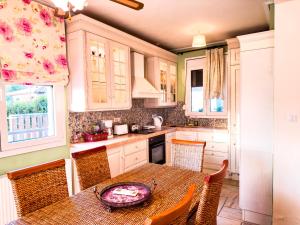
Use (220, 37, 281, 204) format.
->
(46, 0, 270, 51)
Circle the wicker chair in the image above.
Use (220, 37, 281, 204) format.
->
(171, 139, 206, 172)
(188, 160, 229, 225)
(72, 146, 111, 191)
(7, 159, 69, 217)
(144, 184, 196, 225)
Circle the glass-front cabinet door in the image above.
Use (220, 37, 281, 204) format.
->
(86, 33, 111, 109)
(159, 60, 168, 104)
(169, 63, 177, 105)
(110, 42, 131, 109)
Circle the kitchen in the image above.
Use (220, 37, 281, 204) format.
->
(0, 0, 300, 225)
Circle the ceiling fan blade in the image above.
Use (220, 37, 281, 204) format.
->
(110, 0, 144, 10)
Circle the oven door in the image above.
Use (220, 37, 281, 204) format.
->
(149, 142, 166, 165)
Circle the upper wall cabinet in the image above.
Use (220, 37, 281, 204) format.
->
(66, 14, 177, 111)
(144, 57, 177, 108)
(67, 31, 131, 112)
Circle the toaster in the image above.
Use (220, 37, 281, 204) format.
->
(114, 124, 129, 135)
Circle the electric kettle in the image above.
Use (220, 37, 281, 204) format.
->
(152, 114, 163, 130)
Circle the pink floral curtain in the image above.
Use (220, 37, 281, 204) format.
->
(0, 0, 69, 85)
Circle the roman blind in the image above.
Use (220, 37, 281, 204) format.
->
(0, 0, 69, 85)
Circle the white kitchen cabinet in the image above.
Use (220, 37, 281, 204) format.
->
(144, 57, 177, 108)
(107, 146, 123, 178)
(229, 65, 240, 176)
(110, 41, 131, 109)
(226, 38, 241, 179)
(229, 48, 240, 66)
(176, 131, 198, 141)
(67, 30, 131, 112)
(238, 31, 274, 225)
(124, 140, 148, 172)
(86, 33, 111, 109)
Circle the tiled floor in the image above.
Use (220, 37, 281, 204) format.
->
(217, 179, 257, 225)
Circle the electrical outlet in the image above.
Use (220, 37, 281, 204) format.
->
(113, 117, 121, 123)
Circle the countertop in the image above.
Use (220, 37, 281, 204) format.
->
(70, 126, 228, 153)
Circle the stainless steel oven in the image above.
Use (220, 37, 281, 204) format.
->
(149, 134, 166, 164)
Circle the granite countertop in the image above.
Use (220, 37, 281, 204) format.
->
(70, 126, 228, 153)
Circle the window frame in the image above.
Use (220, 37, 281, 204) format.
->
(0, 84, 66, 158)
(185, 55, 228, 118)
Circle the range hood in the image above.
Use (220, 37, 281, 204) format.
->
(131, 52, 160, 98)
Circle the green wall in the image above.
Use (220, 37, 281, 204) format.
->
(177, 50, 206, 102)
(0, 146, 69, 175)
(269, 3, 275, 30)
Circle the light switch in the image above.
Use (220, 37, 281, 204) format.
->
(287, 113, 298, 123)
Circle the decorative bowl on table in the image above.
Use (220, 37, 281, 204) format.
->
(95, 182, 152, 212)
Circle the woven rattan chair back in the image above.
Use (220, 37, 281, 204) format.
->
(171, 139, 206, 172)
(144, 184, 196, 225)
(194, 160, 229, 225)
(72, 146, 111, 191)
(7, 159, 68, 217)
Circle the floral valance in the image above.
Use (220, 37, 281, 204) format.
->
(0, 0, 69, 85)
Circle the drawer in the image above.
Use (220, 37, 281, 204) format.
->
(166, 132, 176, 142)
(197, 132, 214, 142)
(205, 142, 228, 153)
(213, 132, 229, 143)
(124, 150, 147, 169)
(204, 151, 228, 165)
(176, 131, 197, 141)
(124, 140, 147, 156)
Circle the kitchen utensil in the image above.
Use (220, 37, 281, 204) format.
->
(152, 115, 163, 129)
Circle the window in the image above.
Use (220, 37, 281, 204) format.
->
(0, 84, 66, 156)
(185, 57, 227, 118)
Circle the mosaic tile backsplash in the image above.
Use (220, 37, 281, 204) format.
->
(69, 100, 227, 142)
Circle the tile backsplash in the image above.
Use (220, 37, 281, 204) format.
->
(69, 100, 227, 143)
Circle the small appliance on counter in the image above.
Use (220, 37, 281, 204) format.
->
(114, 124, 129, 135)
(152, 115, 163, 130)
(130, 124, 156, 134)
(129, 124, 141, 133)
(101, 120, 114, 139)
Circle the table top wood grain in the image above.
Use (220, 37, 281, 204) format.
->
(9, 163, 206, 225)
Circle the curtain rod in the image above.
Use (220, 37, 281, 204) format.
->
(176, 43, 227, 55)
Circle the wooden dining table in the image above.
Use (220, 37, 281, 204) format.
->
(9, 163, 206, 225)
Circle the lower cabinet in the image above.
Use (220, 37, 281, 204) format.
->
(107, 146, 124, 178)
(108, 140, 148, 175)
(123, 140, 148, 172)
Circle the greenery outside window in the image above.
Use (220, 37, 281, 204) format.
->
(0, 84, 66, 157)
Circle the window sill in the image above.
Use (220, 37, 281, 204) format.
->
(0, 139, 66, 159)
